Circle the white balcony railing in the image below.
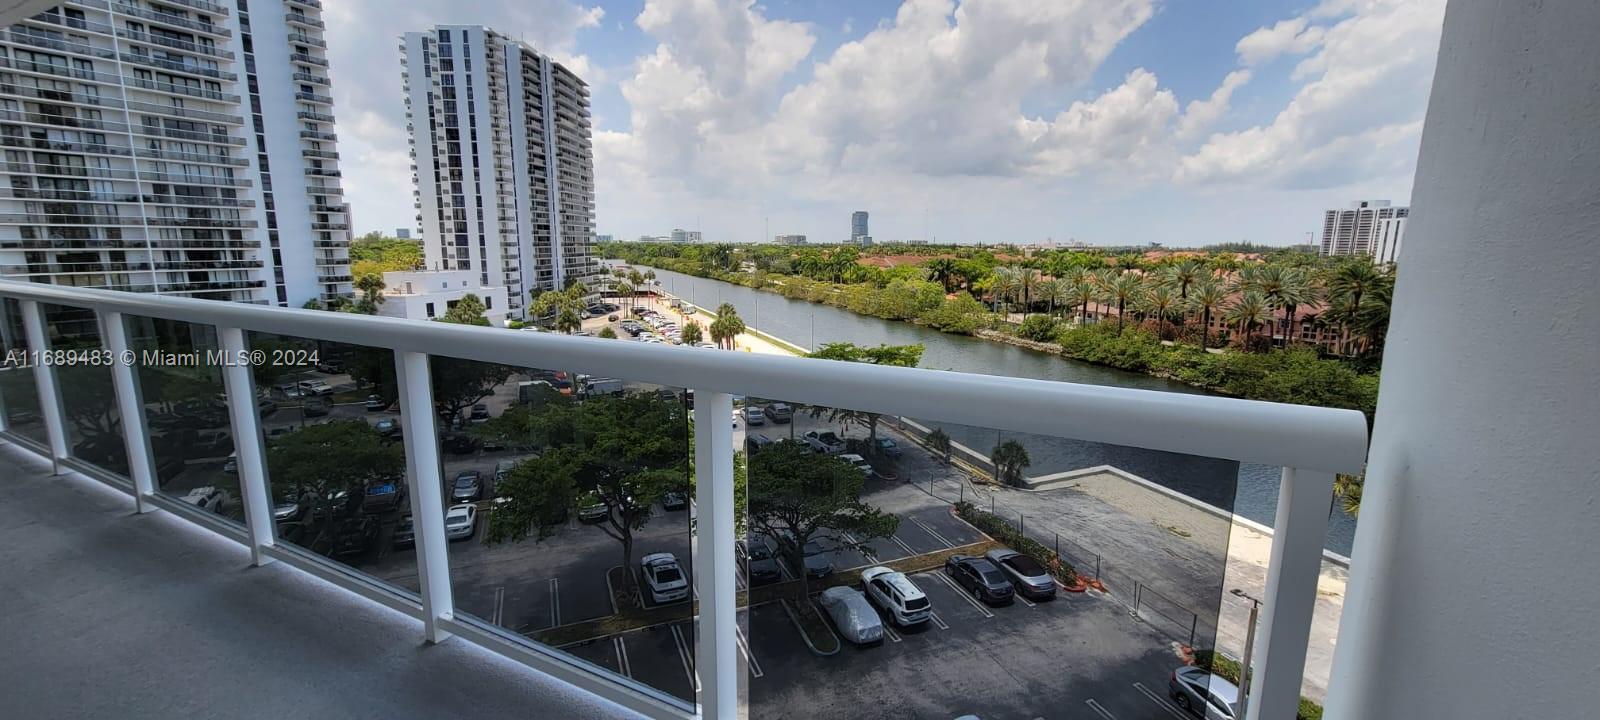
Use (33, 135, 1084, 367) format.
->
(0, 280, 1367, 720)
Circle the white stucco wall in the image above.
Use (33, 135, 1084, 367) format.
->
(1325, 3, 1600, 718)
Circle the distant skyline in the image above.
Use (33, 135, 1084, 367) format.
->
(329, 0, 1446, 247)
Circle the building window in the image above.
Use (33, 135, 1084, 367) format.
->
(425, 302, 435, 318)
(485, 296, 492, 310)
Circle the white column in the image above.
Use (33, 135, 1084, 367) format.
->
(100, 310, 158, 512)
(219, 327, 275, 565)
(395, 350, 453, 643)
(1326, 3, 1600, 718)
(693, 391, 736, 720)
(19, 299, 68, 470)
(1245, 467, 1332, 720)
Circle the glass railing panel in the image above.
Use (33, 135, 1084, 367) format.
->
(738, 396, 1238, 720)
(246, 331, 418, 595)
(122, 315, 242, 526)
(430, 354, 695, 708)
(0, 298, 47, 445)
(43, 303, 128, 477)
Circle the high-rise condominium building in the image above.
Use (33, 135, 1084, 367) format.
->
(850, 210, 868, 244)
(1319, 200, 1408, 259)
(401, 25, 597, 319)
(0, 0, 353, 306)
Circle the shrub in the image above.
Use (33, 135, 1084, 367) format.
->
(953, 501, 1077, 585)
(1016, 314, 1060, 342)
(919, 294, 991, 334)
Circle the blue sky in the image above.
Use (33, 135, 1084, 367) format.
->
(327, 0, 1446, 247)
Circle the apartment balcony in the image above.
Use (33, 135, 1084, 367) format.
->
(289, 52, 329, 67)
(288, 32, 327, 49)
(310, 202, 347, 214)
(297, 110, 336, 123)
(301, 148, 340, 160)
(292, 72, 331, 86)
(120, 53, 235, 81)
(156, 0, 230, 15)
(287, 0, 324, 9)
(300, 129, 338, 141)
(294, 91, 335, 105)
(305, 185, 342, 196)
(0, 280, 1365, 720)
(110, 3, 231, 37)
(304, 168, 341, 178)
(127, 76, 241, 103)
(116, 28, 234, 60)
(125, 99, 244, 125)
(285, 13, 324, 30)
(310, 222, 348, 231)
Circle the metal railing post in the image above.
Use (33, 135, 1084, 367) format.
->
(19, 299, 68, 471)
(219, 326, 275, 564)
(1246, 467, 1334, 720)
(395, 350, 453, 644)
(693, 390, 736, 720)
(100, 310, 159, 512)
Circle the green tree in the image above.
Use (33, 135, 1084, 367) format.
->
(1139, 283, 1181, 338)
(1224, 291, 1274, 348)
(1335, 472, 1364, 517)
(531, 285, 587, 334)
(1247, 265, 1316, 347)
(1324, 262, 1392, 355)
(804, 343, 924, 449)
(440, 293, 491, 326)
(267, 420, 403, 551)
(991, 439, 1031, 487)
(1187, 277, 1228, 349)
(681, 319, 704, 345)
(924, 257, 960, 293)
(709, 302, 746, 349)
(353, 274, 386, 315)
(1099, 270, 1145, 331)
(485, 392, 688, 598)
(747, 440, 898, 599)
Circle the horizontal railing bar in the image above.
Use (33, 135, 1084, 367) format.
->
(259, 543, 426, 620)
(0, 280, 1368, 473)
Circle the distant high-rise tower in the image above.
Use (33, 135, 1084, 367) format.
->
(850, 210, 869, 245)
(1320, 200, 1408, 259)
(402, 25, 597, 319)
(0, 0, 354, 306)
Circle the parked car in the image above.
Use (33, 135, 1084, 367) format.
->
(363, 480, 408, 513)
(469, 404, 491, 422)
(298, 379, 332, 396)
(365, 394, 389, 412)
(944, 554, 1016, 605)
(1169, 666, 1239, 719)
(661, 490, 688, 511)
(444, 504, 477, 541)
(838, 453, 875, 478)
(742, 405, 766, 426)
(861, 566, 931, 626)
(745, 433, 776, 455)
(783, 535, 834, 578)
(641, 552, 690, 604)
(272, 492, 306, 524)
(578, 501, 609, 523)
(872, 437, 902, 458)
(442, 433, 479, 455)
(373, 418, 399, 436)
(331, 517, 378, 557)
(819, 586, 884, 645)
(393, 514, 415, 548)
(450, 470, 483, 503)
(763, 403, 794, 423)
(802, 430, 847, 454)
(984, 548, 1056, 600)
(180, 486, 230, 514)
(740, 536, 782, 584)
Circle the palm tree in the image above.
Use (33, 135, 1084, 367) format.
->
(1066, 277, 1097, 325)
(1045, 278, 1072, 319)
(1246, 265, 1315, 347)
(1224, 291, 1273, 346)
(1187, 277, 1228, 348)
(989, 266, 1020, 314)
(1015, 267, 1041, 318)
(708, 302, 746, 349)
(1325, 262, 1384, 354)
(990, 439, 1031, 487)
(1099, 270, 1144, 331)
(1163, 259, 1205, 325)
(531, 285, 587, 334)
(1139, 284, 1180, 338)
(627, 269, 644, 306)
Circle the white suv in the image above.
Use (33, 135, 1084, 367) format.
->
(642, 552, 690, 604)
(861, 566, 931, 626)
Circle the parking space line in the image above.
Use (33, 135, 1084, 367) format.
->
(1132, 682, 1188, 719)
(612, 636, 633, 678)
(670, 624, 699, 691)
(1085, 699, 1117, 719)
(841, 531, 876, 560)
(492, 586, 506, 626)
(929, 610, 950, 630)
(908, 516, 955, 548)
(1015, 593, 1036, 609)
(881, 621, 902, 643)
(735, 624, 763, 678)
(889, 534, 917, 557)
(549, 578, 560, 627)
(930, 571, 995, 618)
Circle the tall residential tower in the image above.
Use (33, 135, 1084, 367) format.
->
(0, 0, 353, 305)
(1319, 199, 1407, 260)
(401, 25, 597, 319)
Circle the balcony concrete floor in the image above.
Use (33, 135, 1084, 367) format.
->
(0, 441, 642, 720)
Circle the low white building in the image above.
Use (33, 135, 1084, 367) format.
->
(373, 270, 509, 326)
